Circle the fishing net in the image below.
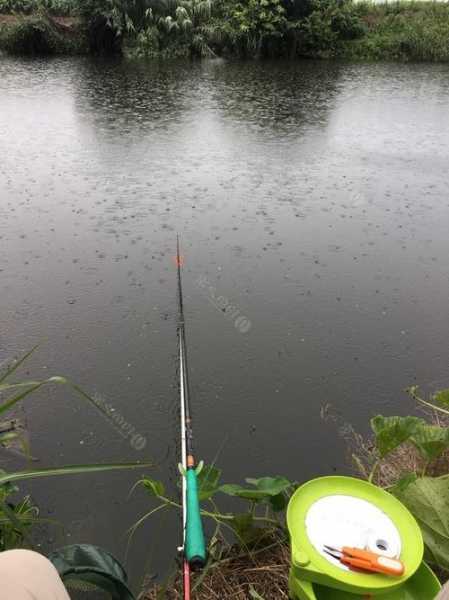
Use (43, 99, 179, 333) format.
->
(49, 544, 135, 600)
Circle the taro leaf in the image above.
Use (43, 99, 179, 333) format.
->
(433, 389, 449, 409)
(245, 477, 291, 495)
(269, 492, 289, 512)
(219, 484, 265, 500)
(388, 473, 417, 495)
(197, 465, 221, 501)
(142, 477, 165, 497)
(370, 416, 423, 458)
(231, 513, 265, 546)
(221, 476, 291, 502)
(410, 424, 449, 462)
(392, 475, 449, 570)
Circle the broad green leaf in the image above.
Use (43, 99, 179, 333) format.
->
(142, 477, 165, 497)
(197, 465, 221, 501)
(392, 475, 449, 570)
(230, 513, 265, 546)
(0, 463, 150, 486)
(269, 492, 288, 512)
(388, 473, 417, 495)
(371, 415, 423, 458)
(433, 389, 449, 409)
(221, 476, 291, 501)
(220, 484, 267, 500)
(411, 424, 449, 462)
(245, 476, 291, 495)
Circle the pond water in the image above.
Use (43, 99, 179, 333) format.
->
(1, 56, 449, 591)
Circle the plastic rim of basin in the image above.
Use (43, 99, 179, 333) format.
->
(287, 476, 424, 595)
(289, 562, 441, 600)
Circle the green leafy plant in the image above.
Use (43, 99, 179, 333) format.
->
(393, 475, 449, 572)
(216, 0, 287, 56)
(0, 0, 76, 15)
(132, 465, 295, 560)
(123, 0, 214, 58)
(297, 0, 365, 56)
(369, 389, 449, 478)
(0, 348, 150, 549)
(354, 385, 449, 575)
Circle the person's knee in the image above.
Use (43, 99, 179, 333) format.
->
(0, 549, 55, 574)
(0, 549, 70, 600)
(435, 581, 449, 600)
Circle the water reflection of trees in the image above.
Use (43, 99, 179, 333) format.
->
(73, 57, 199, 141)
(204, 59, 343, 137)
(72, 58, 344, 156)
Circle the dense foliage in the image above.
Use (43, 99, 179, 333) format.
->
(0, 0, 366, 57)
(356, 386, 449, 576)
(345, 1, 449, 61)
(1, 0, 449, 60)
(104, 0, 367, 58)
(0, 14, 85, 53)
(0, 0, 76, 15)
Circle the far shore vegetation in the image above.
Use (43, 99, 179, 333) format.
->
(0, 0, 449, 61)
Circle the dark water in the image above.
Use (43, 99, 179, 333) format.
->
(1, 56, 449, 591)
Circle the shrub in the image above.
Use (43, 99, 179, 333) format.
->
(215, 0, 288, 56)
(298, 0, 365, 56)
(348, 386, 449, 576)
(1, 16, 71, 53)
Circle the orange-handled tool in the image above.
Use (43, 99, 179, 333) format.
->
(323, 545, 404, 577)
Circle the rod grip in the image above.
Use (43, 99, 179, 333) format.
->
(185, 468, 206, 568)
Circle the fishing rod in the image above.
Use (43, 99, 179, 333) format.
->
(176, 236, 206, 600)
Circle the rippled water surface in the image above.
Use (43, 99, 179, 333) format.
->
(1, 57, 449, 589)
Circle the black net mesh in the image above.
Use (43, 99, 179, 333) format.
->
(48, 544, 135, 600)
(64, 579, 113, 600)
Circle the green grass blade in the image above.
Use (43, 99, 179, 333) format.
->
(0, 462, 152, 486)
(0, 381, 46, 392)
(249, 587, 266, 599)
(0, 382, 44, 416)
(68, 381, 107, 411)
(0, 346, 39, 384)
(0, 499, 35, 548)
(0, 431, 19, 447)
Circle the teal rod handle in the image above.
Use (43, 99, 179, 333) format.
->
(185, 468, 206, 568)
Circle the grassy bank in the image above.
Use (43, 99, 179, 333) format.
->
(141, 539, 291, 599)
(140, 385, 449, 598)
(3, 356, 449, 597)
(1, 0, 449, 60)
(341, 1, 449, 61)
(0, 13, 86, 54)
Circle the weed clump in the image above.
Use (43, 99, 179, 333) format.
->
(140, 536, 291, 600)
(0, 14, 85, 54)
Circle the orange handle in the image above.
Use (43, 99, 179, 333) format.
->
(341, 547, 404, 577)
(372, 555, 404, 576)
